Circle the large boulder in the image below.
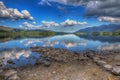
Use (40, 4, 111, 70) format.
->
(112, 66, 120, 76)
(103, 64, 112, 71)
(96, 60, 106, 66)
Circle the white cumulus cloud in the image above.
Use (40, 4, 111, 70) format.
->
(23, 22, 34, 28)
(98, 16, 120, 23)
(41, 21, 59, 27)
(0, 1, 33, 20)
(60, 19, 87, 27)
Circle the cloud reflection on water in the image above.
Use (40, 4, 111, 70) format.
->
(0, 49, 40, 68)
(0, 34, 120, 51)
(21, 34, 87, 49)
(97, 43, 120, 51)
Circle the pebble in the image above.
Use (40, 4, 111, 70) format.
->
(52, 71, 56, 74)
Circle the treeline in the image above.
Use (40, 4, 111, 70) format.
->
(76, 30, 120, 36)
(91, 30, 120, 36)
(0, 27, 56, 38)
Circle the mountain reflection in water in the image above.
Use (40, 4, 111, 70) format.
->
(0, 34, 120, 51)
(0, 34, 120, 68)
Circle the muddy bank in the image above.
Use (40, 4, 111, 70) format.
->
(0, 47, 120, 80)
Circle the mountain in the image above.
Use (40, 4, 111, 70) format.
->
(77, 24, 120, 33)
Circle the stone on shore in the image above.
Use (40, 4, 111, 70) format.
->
(112, 66, 120, 76)
(43, 61, 51, 67)
(116, 62, 120, 66)
(1, 69, 20, 80)
(95, 60, 106, 66)
(103, 64, 112, 71)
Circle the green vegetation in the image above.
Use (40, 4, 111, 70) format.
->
(75, 30, 120, 36)
(91, 31, 120, 36)
(75, 32, 86, 35)
(91, 32, 100, 36)
(0, 26, 56, 39)
(113, 30, 120, 36)
(0, 26, 120, 41)
(102, 32, 112, 36)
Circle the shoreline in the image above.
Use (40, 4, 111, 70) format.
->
(0, 47, 120, 80)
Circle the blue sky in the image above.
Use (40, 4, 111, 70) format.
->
(0, 0, 119, 32)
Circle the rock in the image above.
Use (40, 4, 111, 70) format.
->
(116, 62, 120, 66)
(35, 58, 42, 65)
(2, 69, 20, 80)
(43, 61, 51, 67)
(86, 53, 94, 59)
(96, 60, 106, 66)
(93, 57, 100, 62)
(112, 66, 120, 75)
(7, 74, 20, 80)
(7, 60, 15, 64)
(80, 57, 89, 61)
(4, 69, 17, 78)
(52, 71, 56, 74)
(103, 64, 112, 71)
(0, 69, 3, 73)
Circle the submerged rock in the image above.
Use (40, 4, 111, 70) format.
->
(7, 60, 15, 64)
(43, 61, 51, 67)
(35, 58, 51, 67)
(32, 47, 80, 62)
(35, 58, 43, 65)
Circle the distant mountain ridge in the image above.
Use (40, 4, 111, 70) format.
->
(77, 24, 120, 33)
(0, 26, 67, 35)
(0, 26, 54, 32)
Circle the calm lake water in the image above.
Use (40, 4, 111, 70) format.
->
(0, 34, 120, 68)
(0, 34, 120, 51)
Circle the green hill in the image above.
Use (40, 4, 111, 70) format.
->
(0, 26, 56, 38)
(0, 26, 13, 32)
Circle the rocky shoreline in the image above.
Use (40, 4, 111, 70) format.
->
(0, 47, 120, 80)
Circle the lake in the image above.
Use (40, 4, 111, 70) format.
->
(0, 34, 120, 51)
(0, 34, 120, 68)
